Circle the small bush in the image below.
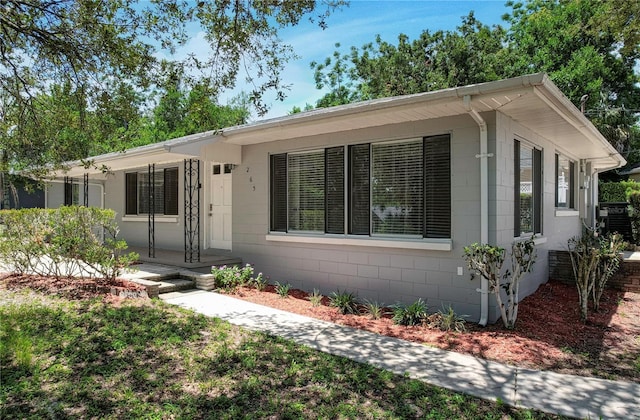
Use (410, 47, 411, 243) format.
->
(0, 206, 137, 281)
(253, 272, 267, 291)
(392, 299, 428, 326)
(274, 281, 291, 298)
(427, 305, 467, 332)
(362, 299, 387, 320)
(329, 290, 359, 315)
(212, 264, 256, 291)
(308, 288, 323, 307)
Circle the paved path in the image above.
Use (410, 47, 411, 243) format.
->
(160, 289, 640, 419)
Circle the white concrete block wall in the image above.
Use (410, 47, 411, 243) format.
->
(493, 112, 582, 301)
(233, 115, 487, 321)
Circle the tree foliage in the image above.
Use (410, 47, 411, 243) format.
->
(0, 0, 345, 175)
(310, 1, 639, 158)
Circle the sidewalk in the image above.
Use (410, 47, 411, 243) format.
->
(159, 288, 640, 419)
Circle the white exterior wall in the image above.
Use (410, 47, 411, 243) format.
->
(492, 111, 583, 319)
(233, 115, 488, 320)
(46, 181, 103, 208)
(106, 164, 185, 251)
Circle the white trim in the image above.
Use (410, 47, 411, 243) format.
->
(265, 234, 452, 251)
(555, 210, 579, 217)
(122, 215, 179, 223)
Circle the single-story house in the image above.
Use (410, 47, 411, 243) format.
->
(46, 73, 625, 324)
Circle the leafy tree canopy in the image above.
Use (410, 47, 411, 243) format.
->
(0, 0, 345, 174)
(310, 0, 639, 161)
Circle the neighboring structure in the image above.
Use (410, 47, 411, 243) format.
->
(48, 74, 625, 323)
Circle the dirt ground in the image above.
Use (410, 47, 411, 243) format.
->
(2, 272, 639, 383)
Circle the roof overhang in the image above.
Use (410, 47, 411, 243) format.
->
(54, 130, 223, 178)
(219, 73, 624, 171)
(53, 73, 624, 178)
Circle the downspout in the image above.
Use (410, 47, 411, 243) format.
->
(464, 95, 491, 326)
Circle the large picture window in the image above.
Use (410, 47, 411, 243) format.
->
(555, 154, 575, 209)
(270, 134, 450, 239)
(514, 140, 542, 237)
(125, 167, 179, 216)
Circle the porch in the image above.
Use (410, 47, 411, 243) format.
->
(128, 246, 242, 274)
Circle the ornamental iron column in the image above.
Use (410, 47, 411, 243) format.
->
(63, 176, 73, 206)
(148, 163, 155, 258)
(83, 173, 89, 207)
(184, 159, 201, 263)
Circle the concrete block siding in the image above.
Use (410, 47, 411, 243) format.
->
(233, 115, 488, 322)
(232, 110, 585, 323)
(238, 241, 483, 320)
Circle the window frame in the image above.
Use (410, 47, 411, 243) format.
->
(514, 139, 543, 238)
(269, 134, 451, 242)
(555, 153, 575, 210)
(124, 167, 179, 216)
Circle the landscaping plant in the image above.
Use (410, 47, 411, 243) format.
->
(362, 299, 386, 320)
(329, 289, 360, 315)
(392, 299, 428, 326)
(427, 305, 467, 332)
(569, 228, 625, 320)
(463, 237, 536, 329)
(308, 288, 323, 307)
(0, 207, 137, 281)
(211, 263, 259, 291)
(274, 281, 291, 298)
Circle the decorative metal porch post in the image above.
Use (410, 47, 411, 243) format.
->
(148, 163, 155, 258)
(184, 159, 201, 263)
(63, 176, 73, 206)
(83, 173, 89, 207)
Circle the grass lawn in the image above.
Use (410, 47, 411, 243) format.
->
(0, 290, 563, 419)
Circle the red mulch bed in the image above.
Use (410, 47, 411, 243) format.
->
(226, 280, 640, 383)
(0, 272, 147, 305)
(2, 271, 638, 382)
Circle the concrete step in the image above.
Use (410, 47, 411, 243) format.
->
(157, 278, 195, 294)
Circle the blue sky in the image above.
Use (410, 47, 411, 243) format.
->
(171, 1, 512, 120)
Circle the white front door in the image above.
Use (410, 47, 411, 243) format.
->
(209, 164, 233, 250)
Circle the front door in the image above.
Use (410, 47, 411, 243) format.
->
(210, 164, 232, 250)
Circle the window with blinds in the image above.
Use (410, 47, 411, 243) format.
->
(270, 134, 451, 239)
(514, 140, 542, 237)
(555, 154, 575, 209)
(125, 167, 179, 216)
(288, 151, 325, 232)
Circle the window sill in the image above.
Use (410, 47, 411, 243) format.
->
(555, 209, 579, 217)
(122, 215, 179, 223)
(265, 233, 452, 251)
(514, 234, 547, 245)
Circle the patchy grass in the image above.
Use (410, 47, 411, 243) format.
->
(0, 289, 563, 419)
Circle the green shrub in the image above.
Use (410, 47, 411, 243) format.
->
(629, 192, 640, 244)
(211, 264, 257, 291)
(0, 206, 137, 281)
(427, 305, 467, 332)
(274, 281, 291, 298)
(599, 180, 640, 202)
(392, 299, 428, 326)
(362, 299, 387, 320)
(308, 288, 323, 307)
(329, 290, 359, 315)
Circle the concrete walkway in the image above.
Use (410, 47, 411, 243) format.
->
(159, 288, 640, 419)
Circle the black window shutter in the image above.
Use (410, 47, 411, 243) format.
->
(569, 161, 575, 209)
(554, 154, 559, 207)
(164, 167, 179, 215)
(424, 135, 451, 238)
(325, 147, 345, 234)
(349, 144, 370, 235)
(514, 140, 521, 238)
(125, 173, 138, 215)
(270, 154, 288, 232)
(533, 148, 543, 234)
